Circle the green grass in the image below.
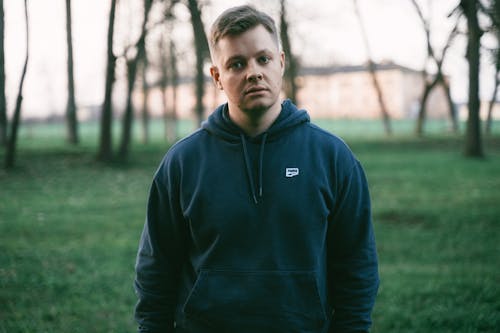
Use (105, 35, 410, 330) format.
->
(1, 119, 499, 332)
(357, 138, 500, 333)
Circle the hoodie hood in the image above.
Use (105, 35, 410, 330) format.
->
(201, 99, 310, 204)
(201, 99, 310, 143)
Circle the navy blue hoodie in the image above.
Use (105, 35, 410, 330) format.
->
(134, 100, 379, 333)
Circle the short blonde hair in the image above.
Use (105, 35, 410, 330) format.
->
(209, 5, 279, 56)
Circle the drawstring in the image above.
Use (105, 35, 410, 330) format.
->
(240, 132, 267, 204)
(241, 133, 258, 204)
(258, 133, 268, 198)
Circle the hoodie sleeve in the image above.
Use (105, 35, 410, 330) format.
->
(328, 159, 379, 333)
(134, 157, 186, 333)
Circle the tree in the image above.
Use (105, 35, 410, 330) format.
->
(5, 0, 29, 169)
(460, 0, 483, 157)
(353, 0, 392, 135)
(97, 0, 118, 162)
(158, 26, 169, 141)
(186, 0, 210, 126)
(410, 0, 459, 136)
(65, 0, 78, 144)
(279, 0, 299, 104)
(118, 0, 153, 161)
(0, 0, 6, 146)
(159, 19, 178, 143)
(140, 55, 150, 144)
(485, 50, 499, 136)
(166, 37, 179, 142)
(485, 0, 500, 136)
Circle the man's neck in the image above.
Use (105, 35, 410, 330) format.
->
(228, 102, 282, 137)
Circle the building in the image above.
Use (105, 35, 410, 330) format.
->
(142, 61, 452, 121)
(296, 61, 451, 119)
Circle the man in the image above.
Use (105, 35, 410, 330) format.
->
(134, 5, 379, 333)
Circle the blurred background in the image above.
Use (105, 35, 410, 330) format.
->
(0, 0, 499, 332)
(2, 0, 499, 148)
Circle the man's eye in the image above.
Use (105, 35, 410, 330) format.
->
(259, 56, 270, 64)
(230, 61, 244, 70)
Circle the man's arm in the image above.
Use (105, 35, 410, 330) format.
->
(134, 163, 186, 333)
(328, 160, 379, 333)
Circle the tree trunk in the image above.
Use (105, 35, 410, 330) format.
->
(416, 76, 439, 136)
(194, 49, 204, 126)
(353, 0, 392, 135)
(461, 0, 483, 157)
(187, 0, 209, 126)
(0, 0, 7, 146)
(159, 31, 169, 140)
(485, 0, 500, 135)
(280, 0, 299, 104)
(410, 0, 459, 135)
(97, 0, 118, 162)
(5, 0, 28, 169)
(168, 37, 179, 142)
(65, 0, 78, 144)
(369, 61, 392, 135)
(117, 0, 152, 161)
(141, 57, 149, 144)
(442, 78, 459, 133)
(118, 58, 138, 161)
(485, 70, 499, 135)
(160, 29, 178, 143)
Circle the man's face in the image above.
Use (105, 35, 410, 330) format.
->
(210, 25, 285, 117)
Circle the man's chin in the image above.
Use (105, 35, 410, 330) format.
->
(241, 98, 274, 114)
(243, 105, 268, 115)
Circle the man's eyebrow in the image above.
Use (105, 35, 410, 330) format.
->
(224, 49, 274, 63)
(255, 48, 274, 55)
(225, 55, 245, 63)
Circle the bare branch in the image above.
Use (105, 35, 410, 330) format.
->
(353, 0, 392, 135)
(447, 3, 462, 19)
(409, 0, 436, 60)
(440, 19, 460, 64)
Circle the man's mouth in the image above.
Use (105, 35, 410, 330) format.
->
(245, 86, 267, 95)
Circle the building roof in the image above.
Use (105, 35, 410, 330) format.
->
(299, 61, 421, 76)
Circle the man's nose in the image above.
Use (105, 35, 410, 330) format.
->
(246, 61, 263, 82)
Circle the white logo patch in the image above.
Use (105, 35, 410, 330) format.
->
(285, 168, 299, 178)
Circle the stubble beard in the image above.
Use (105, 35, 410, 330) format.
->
(239, 92, 280, 118)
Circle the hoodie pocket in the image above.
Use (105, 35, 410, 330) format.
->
(182, 270, 327, 332)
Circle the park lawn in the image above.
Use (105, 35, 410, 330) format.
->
(358, 138, 500, 332)
(0, 122, 499, 332)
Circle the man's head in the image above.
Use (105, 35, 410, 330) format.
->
(208, 5, 285, 127)
(209, 5, 280, 61)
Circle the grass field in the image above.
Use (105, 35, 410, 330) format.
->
(1, 119, 499, 332)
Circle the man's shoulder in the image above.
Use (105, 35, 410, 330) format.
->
(303, 122, 352, 152)
(155, 129, 208, 172)
(165, 128, 208, 156)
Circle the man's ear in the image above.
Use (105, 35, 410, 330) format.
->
(210, 66, 223, 90)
